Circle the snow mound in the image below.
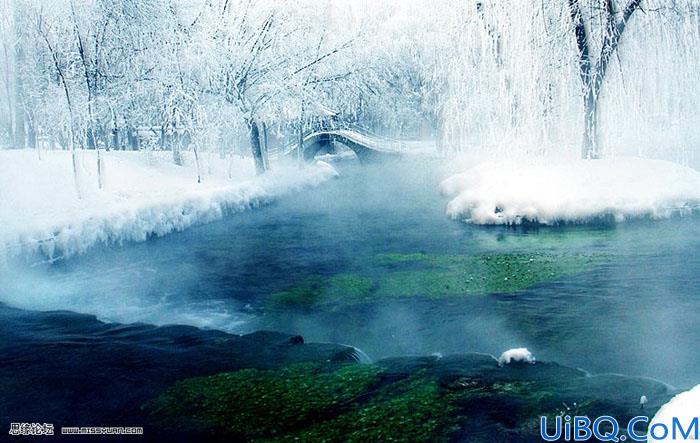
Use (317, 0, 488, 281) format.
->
(498, 348, 535, 366)
(0, 150, 338, 261)
(440, 158, 700, 225)
(648, 384, 700, 442)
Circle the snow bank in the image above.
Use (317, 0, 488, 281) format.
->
(648, 384, 700, 442)
(497, 348, 535, 366)
(440, 157, 700, 225)
(0, 150, 338, 261)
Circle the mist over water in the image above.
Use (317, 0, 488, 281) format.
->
(1, 158, 699, 388)
(2, 2, 700, 440)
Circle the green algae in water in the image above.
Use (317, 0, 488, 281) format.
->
(147, 364, 457, 442)
(147, 363, 381, 439)
(270, 276, 325, 308)
(270, 252, 606, 308)
(270, 274, 374, 308)
(273, 375, 456, 443)
(146, 359, 668, 441)
(375, 252, 605, 298)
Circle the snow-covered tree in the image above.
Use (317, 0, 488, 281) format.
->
(1, 0, 698, 168)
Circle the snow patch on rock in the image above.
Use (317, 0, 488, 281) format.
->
(498, 348, 535, 366)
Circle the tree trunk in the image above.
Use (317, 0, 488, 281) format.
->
(13, 43, 25, 149)
(27, 117, 36, 150)
(2, 36, 13, 147)
(97, 148, 104, 189)
(89, 122, 104, 189)
(297, 116, 304, 168)
(86, 127, 96, 149)
(248, 119, 265, 175)
(193, 143, 202, 183)
(41, 25, 80, 197)
(160, 126, 166, 150)
(582, 88, 599, 159)
(173, 145, 183, 165)
(172, 127, 183, 166)
(567, 0, 641, 159)
(30, 123, 40, 160)
(111, 124, 119, 151)
(261, 121, 271, 171)
(172, 140, 182, 166)
(127, 126, 138, 150)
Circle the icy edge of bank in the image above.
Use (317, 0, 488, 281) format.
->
(440, 157, 700, 225)
(647, 384, 700, 442)
(0, 151, 339, 261)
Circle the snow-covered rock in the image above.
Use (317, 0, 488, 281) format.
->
(647, 384, 700, 442)
(0, 149, 338, 261)
(440, 157, 700, 225)
(498, 348, 535, 366)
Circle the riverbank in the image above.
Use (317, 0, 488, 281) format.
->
(0, 303, 677, 442)
(0, 149, 338, 261)
(441, 157, 700, 225)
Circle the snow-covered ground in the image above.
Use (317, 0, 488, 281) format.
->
(440, 157, 700, 225)
(0, 149, 338, 261)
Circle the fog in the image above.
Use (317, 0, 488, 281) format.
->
(2, 158, 698, 388)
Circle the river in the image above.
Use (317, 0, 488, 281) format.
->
(2, 158, 699, 388)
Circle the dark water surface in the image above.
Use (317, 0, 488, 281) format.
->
(2, 160, 699, 388)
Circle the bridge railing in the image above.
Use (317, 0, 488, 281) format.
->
(344, 123, 408, 150)
(275, 126, 413, 159)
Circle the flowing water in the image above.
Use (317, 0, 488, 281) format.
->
(2, 159, 699, 388)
